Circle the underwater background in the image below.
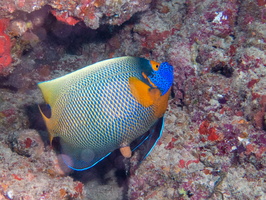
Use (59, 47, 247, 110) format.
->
(0, 0, 266, 199)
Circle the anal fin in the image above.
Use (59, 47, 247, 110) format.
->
(130, 117, 164, 162)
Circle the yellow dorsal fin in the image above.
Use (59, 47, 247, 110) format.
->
(38, 78, 66, 107)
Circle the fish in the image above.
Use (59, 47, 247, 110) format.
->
(38, 56, 173, 171)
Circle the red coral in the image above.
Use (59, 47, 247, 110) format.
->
(228, 44, 237, 56)
(70, 182, 84, 198)
(207, 127, 219, 141)
(178, 159, 200, 169)
(247, 79, 259, 88)
(0, 19, 12, 73)
(178, 159, 186, 168)
(164, 137, 178, 150)
(199, 121, 210, 135)
(252, 92, 260, 101)
(253, 95, 266, 129)
(1, 108, 16, 117)
(24, 138, 32, 148)
(74, 182, 83, 194)
(12, 174, 23, 181)
(51, 10, 81, 26)
(257, 0, 266, 6)
(199, 121, 220, 141)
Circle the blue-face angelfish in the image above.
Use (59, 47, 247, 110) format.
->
(38, 56, 174, 171)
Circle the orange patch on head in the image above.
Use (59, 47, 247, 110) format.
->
(153, 88, 171, 118)
(129, 76, 171, 118)
(150, 60, 160, 71)
(149, 88, 161, 100)
(129, 77, 154, 107)
(120, 146, 132, 158)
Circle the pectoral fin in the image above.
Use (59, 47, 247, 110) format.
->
(120, 146, 132, 158)
(129, 77, 161, 107)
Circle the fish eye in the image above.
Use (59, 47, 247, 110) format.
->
(150, 60, 160, 71)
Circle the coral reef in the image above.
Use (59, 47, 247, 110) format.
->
(0, 0, 151, 29)
(0, 0, 265, 199)
(0, 129, 85, 199)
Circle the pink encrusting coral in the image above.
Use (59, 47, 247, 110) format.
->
(0, 0, 265, 199)
(0, 19, 12, 75)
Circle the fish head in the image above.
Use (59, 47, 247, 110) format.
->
(147, 61, 174, 95)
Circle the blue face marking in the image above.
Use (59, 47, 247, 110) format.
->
(148, 62, 174, 95)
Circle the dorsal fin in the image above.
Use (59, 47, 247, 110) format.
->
(38, 76, 69, 107)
